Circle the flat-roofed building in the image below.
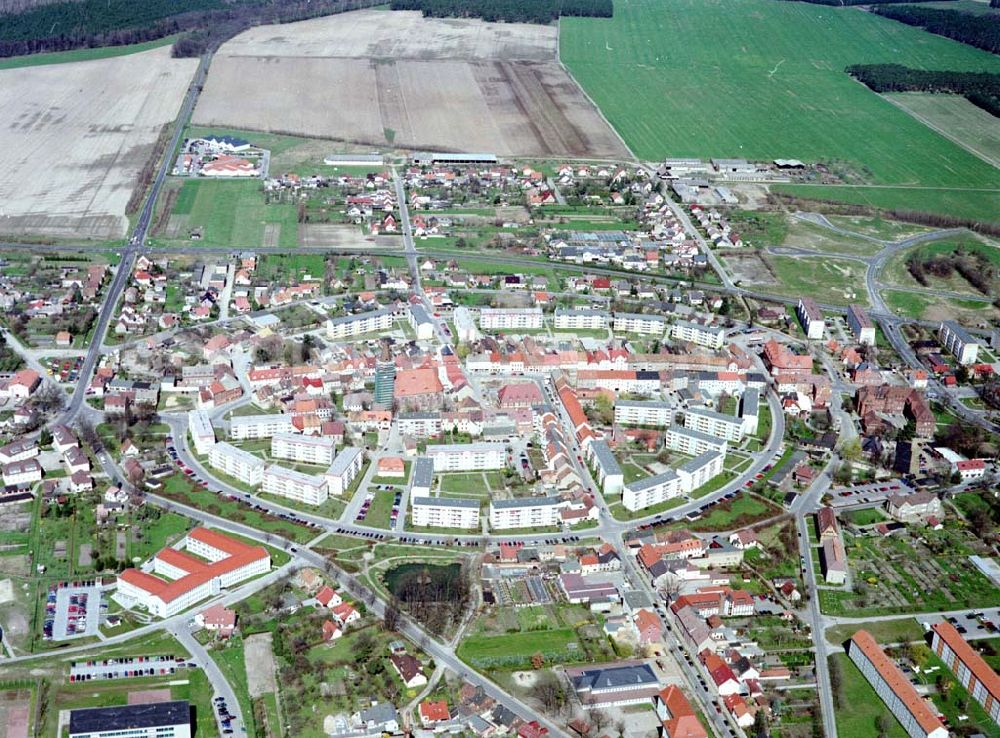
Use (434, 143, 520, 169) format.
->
(666, 425, 728, 456)
(489, 496, 564, 530)
(479, 307, 543, 331)
(262, 464, 328, 506)
(270, 432, 336, 466)
(848, 630, 948, 738)
(398, 412, 443, 438)
(410, 456, 434, 496)
(683, 407, 744, 442)
(230, 413, 295, 441)
(847, 304, 876, 346)
(672, 320, 725, 349)
(930, 621, 1000, 724)
(326, 308, 394, 341)
(614, 400, 675, 428)
(325, 447, 364, 496)
(553, 308, 610, 331)
(411, 496, 480, 529)
(426, 443, 505, 472)
(939, 320, 980, 365)
(796, 297, 825, 340)
(739, 390, 760, 436)
(587, 440, 624, 496)
(208, 442, 265, 485)
(613, 312, 667, 336)
(188, 410, 216, 455)
(69, 700, 192, 738)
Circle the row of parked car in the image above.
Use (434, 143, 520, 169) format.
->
(215, 696, 235, 734)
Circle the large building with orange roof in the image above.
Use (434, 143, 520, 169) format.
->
(848, 630, 948, 738)
(931, 621, 1000, 724)
(117, 528, 270, 618)
(654, 686, 707, 738)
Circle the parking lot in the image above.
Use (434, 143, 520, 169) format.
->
(46, 583, 103, 641)
(920, 607, 1000, 638)
(69, 654, 189, 682)
(827, 479, 912, 509)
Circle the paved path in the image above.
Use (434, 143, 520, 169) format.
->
(171, 624, 247, 736)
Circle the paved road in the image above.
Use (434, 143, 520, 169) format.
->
(172, 624, 247, 736)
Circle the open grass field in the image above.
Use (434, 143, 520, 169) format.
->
(883, 93, 1000, 170)
(0, 46, 197, 241)
(561, 0, 1000, 218)
(194, 9, 628, 159)
(773, 184, 1000, 223)
(825, 618, 922, 646)
(0, 35, 179, 71)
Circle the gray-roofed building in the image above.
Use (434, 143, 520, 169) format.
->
(69, 700, 191, 738)
(939, 320, 980, 365)
(325, 447, 364, 496)
(408, 304, 435, 340)
(326, 308, 394, 340)
(553, 308, 610, 331)
(613, 399, 675, 428)
(410, 456, 434, 496)
(587, 440, 624, 495)
(568, 662, 661, 706)
(739, 390, 760, 435)
(412, 152, 497, 166)
(489, 496, 564, 530)
(665, 425, 728, 456)
(411, 496, 479, 529)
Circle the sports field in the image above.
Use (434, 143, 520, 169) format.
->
(561, 0, 1000, 215)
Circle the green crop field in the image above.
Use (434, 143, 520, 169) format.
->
(884, 93, 1000, 169)
(773, 184, 1000, 223)
(0, 36, 179, 71)
(561, 0, 1000, 219)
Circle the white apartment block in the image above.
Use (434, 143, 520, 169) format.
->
(739, 390, 760, 436)
(613, 312, 667, 336)
(452, 306, 481, 343)
(666, 425, 728, 456)
(847, 304, 876, 346)
(683, 407, 744, 442)
(677, 450, 725, 494)
(230, 413, 295, 441)
(939, 320, 979, 365)
(208, 442, 265, 485)
(479, 307, 543, 331)
(671, 320, 725, 350)
(587, 440, 624, 496)
(271, 433, 336, 466)
(411, 496, 480, 529)
(188, 409, 217, 456)
(409, 304, 435, 341)
(623, 470, 683, 512)
(796, 297, 825, 340)
(325, 447, 364, 496)
(326, 308, 394, 341)
(397, 412, 443, 438)
(426, 443, 506, 472)
(614, 400, 675, 427)
(553, 309, 610, 331)
(410, 457, 435, 496)
(489, 496, 564, 530)
(262, 464, 329, 506)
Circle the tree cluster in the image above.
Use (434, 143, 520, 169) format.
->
(906, 248, 997, 295)
(775, 0, 949, 5)
(846, 63, 1000, 118)
(388, 0, 612, 24)
(874, 5, 1000, 55)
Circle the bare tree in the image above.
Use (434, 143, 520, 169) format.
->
(587, 709, 609, 735)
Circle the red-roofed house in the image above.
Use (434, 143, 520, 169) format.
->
(655, 686, 707, 738)
(518, 721, 548, 738)
(196, 603, 236, 638)
(634, 609, 663, 646)
(315, 586, 342, 609)
(322, 620, 342, 641)
(330, 602, 359, 627)
(700, 651, 740, 695)
(418, 699, 450, 726)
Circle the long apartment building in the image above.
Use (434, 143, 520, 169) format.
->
(622, 450, 725, 511)
(208, 442, 265, 485)
(410, 456, 435, 496)
(931, 621, 1000, 724)
(671, 320, 725, 350)
(683, 407, 744, 442)
(325, 447, 364, 496)
(796, 297, 825, 340)
(666, 425, 728, 456)
(939, 320, 980, 365)
(739, 390, 759, 436)
(397, 412, 443, 438)
(490, 496, 565, 530)
(426, 443, 506, 472)
(411, 496, 480, 529)
(270, 432, 336, 466)
(117, 528, 270, 618)
(848, 630, 948, 738)
(188, 409, 216, 455)
(847, 304, 876, 346)
(326, 308, 394, 341)
(262, 464, 328, 506)
(614, 400, 675, 428)
(613, 312, 667, 336)
(479, 307, 543, 331)
(553, 308, 610, 331)
(230, 413, 295, 441)
(587, 440, 624, 496)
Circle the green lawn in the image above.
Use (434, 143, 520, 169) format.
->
(825, 618, 923, 646)
(209, 638, 258, 738)
(561, 0, 1000, 221)
(610, 496, 687, 521)
(439, 472, 487, 495)
(765, 254, 869, 306)
(774, 184, 1000, 224)
(685, 493, 778, 531)
(0, 35, 179, 71)
(457, 628, 583, 669)
(830, 653, 909, 738)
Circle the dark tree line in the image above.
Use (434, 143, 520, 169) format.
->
(774, 0, 956, 5)
(846, 63, 1000, 118)
(389, 0, 612, 24)
(873, 5, 1000, 54)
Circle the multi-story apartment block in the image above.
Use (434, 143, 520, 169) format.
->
(411, 497, 480, 529)
(613, 312, 667, 336)
(489, 496, 564, 530)
(683, 407, 744, 442)
(325, 447, 364, 496)
(796, 297, 825, 340)
(230, 413, 295, 441)
(410, 456, 435, 496)
(848, 630, 948, 738)
(426, 443, 506, 472)
(666, 425, 728, 456)
(739, 390, 759, 436)
(677, 450, 725, 493)
(326, 308, 394, 341)
(671, 320, 725, 350)
(270, 433, 336, 466)
(587, 440, 624, 496)
(847, 304, 876, 346)
(623, 470, 683, 511)
(208, 442, 265, 485)
(614, 400, 675, 428)
(553, 309, 610, 331)
(930, 621, 1000, 725)
(397, 412, 443, 438)
(479, 307, 543, 331)
(939, 320, 980, 365)
(409, 304, 435, 340)
(188, 409, 217, 456)
(262, 464, 328, 506)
